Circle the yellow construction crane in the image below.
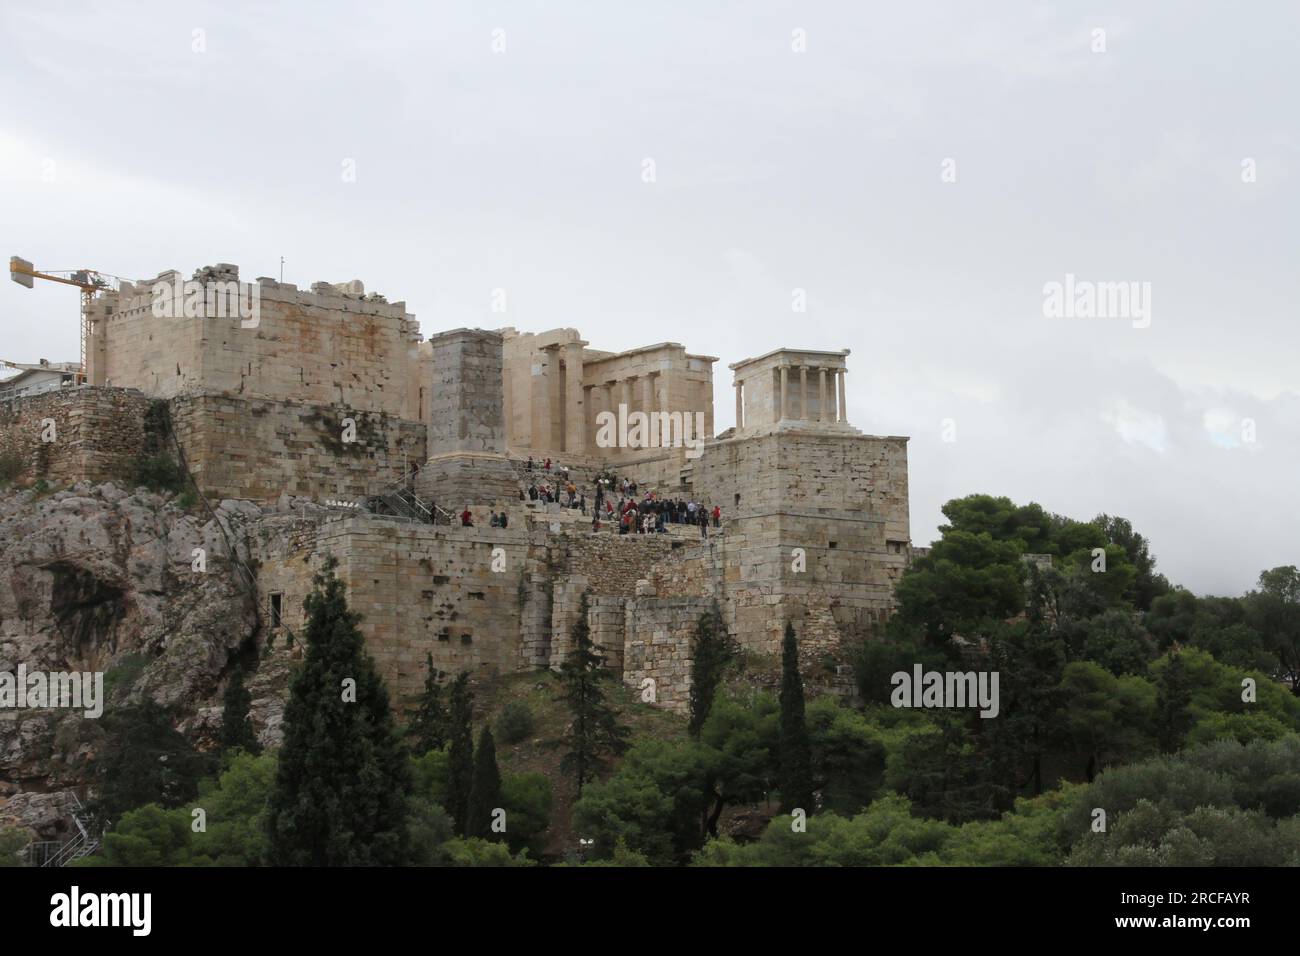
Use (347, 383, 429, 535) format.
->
(10, 255, 121, 384)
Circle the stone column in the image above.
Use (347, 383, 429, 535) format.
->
(799, 366, 809, 421)
(564, 341, 585, 454)
(818, 368, 828, 422)
(779, 365, 789, 421)
(734, 380, 743, 430)
(836, 368, 847, 422)
(542, 345, 563, 451)
(642, 373, 656, 448)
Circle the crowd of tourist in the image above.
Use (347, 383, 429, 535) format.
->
(450, 457, 724, 539)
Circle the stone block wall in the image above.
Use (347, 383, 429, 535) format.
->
(622, 596, 715, 714)
(170, 394, 425, 502)
(0, 387, 151, 485)
(254, 517, 546, 704)
(88, 271, 426, 421)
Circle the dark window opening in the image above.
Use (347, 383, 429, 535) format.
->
(460, 634, 472, 645)
(270, 592, 283, 627)
(828, 541, 838, 549)
(734, 493, 741, 507)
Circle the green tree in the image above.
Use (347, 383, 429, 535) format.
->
(688, 601, 736, 738)
(557, 590, 629, 795)
(92, 698, 207, 826)
(499, 772, 553, 855)
(0, 828, 29, 867)
(1094, 513, 1170, 611)
(407, 654, 448, 755)
(1246, 566, 1300, 693)
(465, 726, 503, 840)
(265, 559, 411, 865)
(1153, 651, 1194, 752)
(444, 671, 475, 833)
(777, 622, 814, 814)
(218, 664, 260, 755)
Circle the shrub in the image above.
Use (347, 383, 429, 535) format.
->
(496, 701, 535, 745)
(130, 454, 185, 494)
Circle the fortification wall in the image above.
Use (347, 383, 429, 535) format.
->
(89, 273, 427, 420)
(170, 394, 425, 503)
(0, 387, 152, 485)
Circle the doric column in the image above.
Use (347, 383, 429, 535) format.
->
(642, 373, 657, 448)
(622, 377, 634, 416)
(836, 368, 847, 422)
(779, 365, 789, 421)
(799, 366, 809, 420)
(542, 344, 563, 451)
(564, 341, 585, 454)
(734, 380, 743, 430)
(818, 368, 828, 422)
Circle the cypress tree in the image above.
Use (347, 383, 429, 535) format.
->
(558, 590, 629, 795)
(218, 663, 260, 755)
(444, 671, 475, 834)
(465, 726, 503, 840)
(777, 621, 814, 814)
(407, 653, 448, 755)
(266, 558, 411, 865)
(688, 600, 736, 738)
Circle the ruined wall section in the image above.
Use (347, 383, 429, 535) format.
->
(622, 597, 715, 715)
(0, 387, 151, 485)
(546, 532, 675, 668)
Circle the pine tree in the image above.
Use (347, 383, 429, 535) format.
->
(465, 726, 503, 840)
(688, 601, 736, 738)
(1156, 651, 1193, 751)
(558, 590, 629, 795)
(218, 663, 261, 755)
(265, 558, 411, 865)
(407, 653, 447, 755)
(777, 621, 814, 814)
(444, 671, 475, 834)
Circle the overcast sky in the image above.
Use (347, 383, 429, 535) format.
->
(2, 2, 1296, 597)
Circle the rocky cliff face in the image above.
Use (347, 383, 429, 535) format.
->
(0, 482, 289, 841)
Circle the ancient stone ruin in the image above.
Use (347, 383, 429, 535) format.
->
(1, 263, 919, 714)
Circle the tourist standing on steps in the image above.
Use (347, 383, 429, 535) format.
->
(712, 504, 721, 527)
(461, 507, 473, 527)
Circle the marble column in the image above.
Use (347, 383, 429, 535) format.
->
(799, 366, 809, 420)
(818, 368, 828, 422)
(779, 365, 789, 421)
(564, 342, 585, 454)
(836, 368, 847, 422)
(544, 345, 563, 451)
(734, 380, 743, 431)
